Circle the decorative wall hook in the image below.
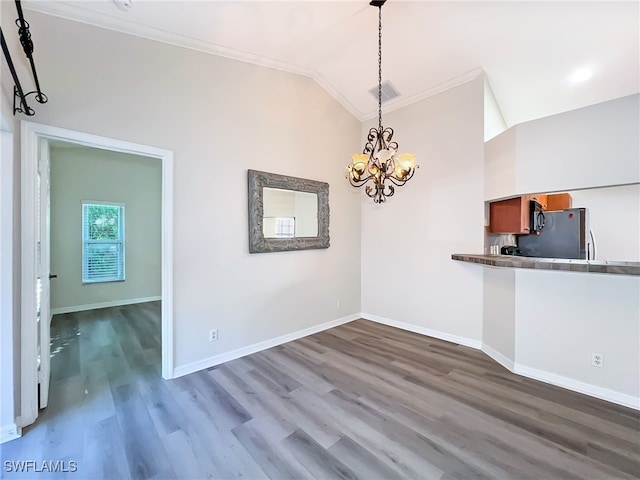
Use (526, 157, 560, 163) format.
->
(1, 0, 48, 116)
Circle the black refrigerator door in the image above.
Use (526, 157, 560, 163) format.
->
(517, 209, 587, 259)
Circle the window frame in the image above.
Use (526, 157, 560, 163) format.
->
(81, 201, 126, 284)
(274, 216, 296, 238)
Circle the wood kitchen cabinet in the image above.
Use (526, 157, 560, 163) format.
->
(546, 192, 572, 211)
(488, 192, 572, 234)
(489, 196, 532, 234)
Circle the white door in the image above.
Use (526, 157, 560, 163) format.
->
(36, 137, 51, 409)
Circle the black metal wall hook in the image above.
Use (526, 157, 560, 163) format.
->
(1, 28, 33, 115)
(1, 0, 48, 116)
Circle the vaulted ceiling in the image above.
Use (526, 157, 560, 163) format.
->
(23, 0, 640, 127)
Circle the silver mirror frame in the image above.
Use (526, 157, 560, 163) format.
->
(248, 169, 329, 253)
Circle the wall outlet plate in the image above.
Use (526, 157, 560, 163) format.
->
(591, 352, 603, 368)
(209, 329, 218, 342)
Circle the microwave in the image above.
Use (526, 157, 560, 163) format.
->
(529, 200, 545, 234)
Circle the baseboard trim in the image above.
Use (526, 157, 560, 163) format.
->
(0, 423, 22, 444)
(513, 364, 640, 411)
(173, 313, 360, 378)
(481, 344, 515, 371)
(51, 296, 161, 315)
(360, 313, 638, 411)
(361, 313, 482, 350)
(173, 309, 638, 411)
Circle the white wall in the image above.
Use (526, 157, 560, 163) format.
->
(480, 264, 640, 406)
(2, 11, 362, 373)
(361, 76, 485, 345)
(484, 127, 517, 201)
(569, 184, 640, 262)
(483, 75, 507, 142)
(515, 270, 640, 404)
(485, 94, 640, 201)
(516, 94, 640, 194)
(482, 267, 515, 368)
(49, 146, 162, 311)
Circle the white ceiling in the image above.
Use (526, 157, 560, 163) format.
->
(23, 0, 640, 126)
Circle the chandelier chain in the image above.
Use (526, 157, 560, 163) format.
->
(377, 4, 382, 131)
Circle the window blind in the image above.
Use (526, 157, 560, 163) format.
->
(82, 202, 125, 283)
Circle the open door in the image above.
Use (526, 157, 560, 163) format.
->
(35, 137, 51, 409)
(21, 121, 174, 430)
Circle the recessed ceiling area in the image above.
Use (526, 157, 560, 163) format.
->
(23, 0, 640, 127)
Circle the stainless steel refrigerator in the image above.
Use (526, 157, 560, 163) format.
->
(517, 208, 591, 259)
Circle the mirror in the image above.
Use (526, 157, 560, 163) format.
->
(248, 170, 329, 253)
(263, 188, 318, 238)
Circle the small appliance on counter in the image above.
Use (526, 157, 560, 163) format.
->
(501, 245, 523, 256)
(517, 208, 591, 259)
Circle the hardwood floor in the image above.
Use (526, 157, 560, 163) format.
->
(2, 302, 639, 479)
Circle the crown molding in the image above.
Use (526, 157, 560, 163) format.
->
(23, 4, 482, 123)
(23, 2, 365, 120)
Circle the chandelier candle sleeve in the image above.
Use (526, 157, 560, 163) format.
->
(347, 0, 417, 203)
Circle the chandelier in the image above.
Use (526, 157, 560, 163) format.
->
(347, 0, 417, 203)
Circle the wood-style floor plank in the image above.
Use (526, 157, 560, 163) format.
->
(2, 307, 638, 479)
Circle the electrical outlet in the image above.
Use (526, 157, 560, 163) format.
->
(592, 352, 603, 368)
(209, 329, 218, 342)
(336, 300, 340, 309)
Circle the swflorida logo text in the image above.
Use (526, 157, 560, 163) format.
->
(4, 460, 78, 473)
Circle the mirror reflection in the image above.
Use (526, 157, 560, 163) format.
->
(263, 188, 318, 238)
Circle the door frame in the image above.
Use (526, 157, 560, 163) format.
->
(36, 136, 51, 410)
(1, 121, 21, 443)
(20, 120, 174, 428)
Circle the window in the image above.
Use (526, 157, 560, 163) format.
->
(274, 217, 295, 238)
(82, 202, 125, 283)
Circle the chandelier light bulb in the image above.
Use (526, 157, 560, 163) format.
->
(397, 153, 416, 170)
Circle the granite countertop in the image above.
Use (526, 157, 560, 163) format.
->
(451, 254, 640, 276)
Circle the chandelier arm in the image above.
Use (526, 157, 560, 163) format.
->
(386, 166, 417, 186)
(386, 176, 409, 187)
(381, 127, 395, 145)
(371, 126, 389, 155)
(367, 186, 385, 204)
(365, 184, 375, 198)
(347, 174, 376, 187)
(367, 127, 379, 143)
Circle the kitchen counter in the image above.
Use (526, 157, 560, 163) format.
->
(452, 254, 640, 276)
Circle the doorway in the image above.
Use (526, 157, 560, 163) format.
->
(20, 121, 174, 429)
